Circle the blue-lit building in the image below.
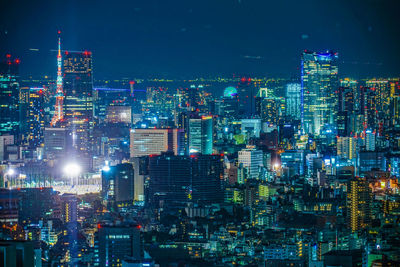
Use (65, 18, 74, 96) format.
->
(189, 116, 213, 155)
(0, 56, 20, 136)
(285, 83, 301, 120)
(301, 50, 339, 135)
(357, 151, 386, 174)
(281, 150, 304, 177)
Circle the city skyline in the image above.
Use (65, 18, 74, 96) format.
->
(1, 1, 400, 266)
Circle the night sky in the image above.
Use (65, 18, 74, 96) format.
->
(1, 0, 400, 79)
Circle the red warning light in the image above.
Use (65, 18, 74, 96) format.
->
(65, 51, 69, 55)
(129, 81, 135, 85)
(6, 54, 11, 59)
(14, 59, 20, 64)
(58, 30, 61, 34)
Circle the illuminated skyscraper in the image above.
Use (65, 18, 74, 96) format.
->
(130, 128, 184, 157)
(0, 55, 20, 136)
(188, 116, 213, 154)
(19, 87, 45, 148)
(347, 177, 371, 232)
(285, 83, 301, 120)
(301, 51, 339, 135)
(360, 86, 377, 132)
(63, 50, 94, 168)
(337, 136, 357, 160)
(365, 129, 376, 151)
(238, 147, 263, 179)
(259, 97, 285, 125)
(61, 193, 77, 223)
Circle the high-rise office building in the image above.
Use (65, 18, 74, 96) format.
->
(148, 152, 224, 206)
(337, 137, 358, 160)
(130, 128, 184, 157)
(19, 87, 45, 148)
(62, 51, 94, 167)
(0, 55, 20, 136)
(61, 193, 77, 223)
(95, 223, 141, 266)
(347, 177, 371, 232)
(285, 83, 301, 120)
(360, 86, 377, 132)
(106, 105, 132, 124)
(337, 87, 355, 136)
(340, 78, 359, 111)
(237, 77, 257, 116)
(102, 163, 134, 209)
(238, 147, 263, 179)
(301, 50, 339, 135)
(44, 127, 68, 159)
(366, 79, 390, 115)
(0, 135, 14, 161)
(365, 129, 376, 151)
(93, 88, 131, 121)
(130, 157, 147, 202)
(259, 98, 285, 125)
(188, 116, 213, 154)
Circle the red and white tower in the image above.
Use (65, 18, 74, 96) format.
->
(50, 33, 64, 126)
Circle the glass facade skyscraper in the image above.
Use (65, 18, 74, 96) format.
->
(188, 115, 213, 155)
(62, 51, 94, 168)
(301, 51, 339, 135)
(285, 83, 301, 120)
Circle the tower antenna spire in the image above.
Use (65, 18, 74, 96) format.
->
(51, 30, 64, 126)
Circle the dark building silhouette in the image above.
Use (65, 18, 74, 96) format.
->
(102, 163, 134, 210)
(148, 152, 224, 207)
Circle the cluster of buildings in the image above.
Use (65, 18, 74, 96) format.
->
(0, 45, 399, 266)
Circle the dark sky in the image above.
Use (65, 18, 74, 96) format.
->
(1, 0, 400, 79)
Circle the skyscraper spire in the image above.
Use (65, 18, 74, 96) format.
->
(50, 32, 64, 126)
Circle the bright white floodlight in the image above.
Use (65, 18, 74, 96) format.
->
(64, 163, 81, 177)
(6, 169, 15, 176)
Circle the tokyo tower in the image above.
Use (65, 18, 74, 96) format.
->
(50, 33, 64, 126)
